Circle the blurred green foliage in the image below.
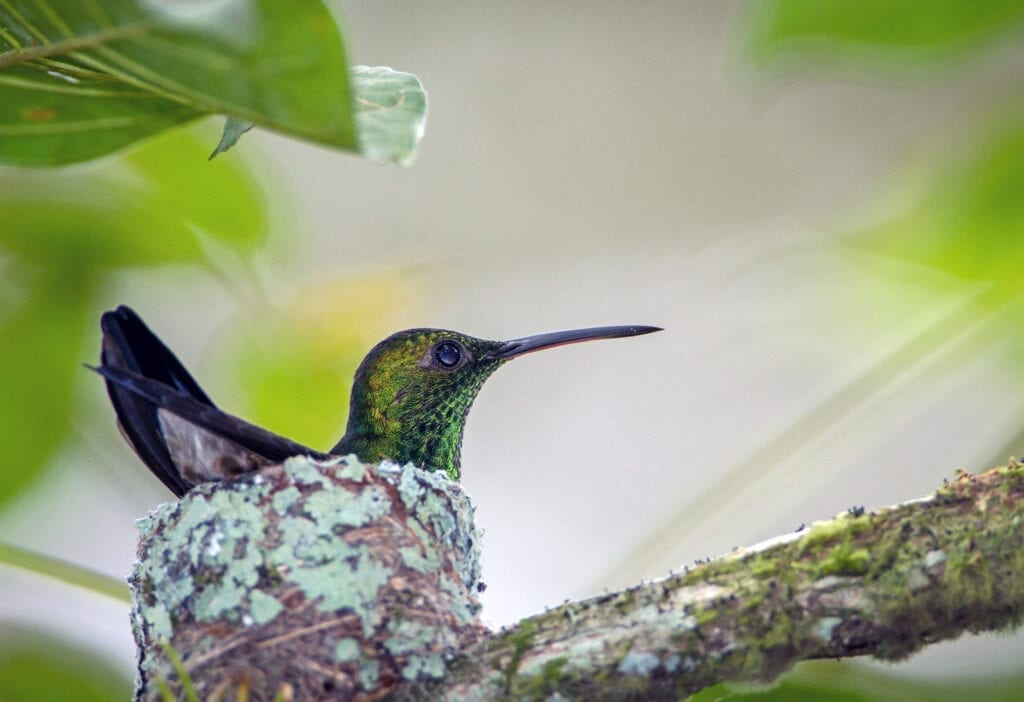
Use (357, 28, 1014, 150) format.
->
(0, 272, 90, 510)
(849, 119, 1024, 291)
(216, 272, 419, 448)
(749, 0, 1024, 65)
(0, 127, 268, 511)
(0, 0, 425, 531)
(0, 626, 131, 702)
(691, 660, 1024, 702)
(0, 130, 267, 269)
(0, 0, 427, 696)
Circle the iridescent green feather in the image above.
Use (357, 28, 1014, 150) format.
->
(332, 330, 507, 480)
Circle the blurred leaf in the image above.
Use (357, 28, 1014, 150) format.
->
(0, 271, 90, 510)
(846, 120, 1024, 293)
(0, 126, 268, 267)
(748, 0, 1024, 66)
(0, 197, 203, 267)
(228, 339, 358, 450)
(353, 66, 428, 167)
(690, 661, 1024, 702)
(215, 272, 419, 448)
(0, 542, 129, 602)
(605, 119, 1024, 598)
(0, 0, 356, 166)
(690, 681, 868, 702)
(0, 625, 132, 702)
(123, 127, 268, 250)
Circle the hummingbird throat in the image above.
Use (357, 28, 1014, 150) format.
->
(332, 355, 504, 481)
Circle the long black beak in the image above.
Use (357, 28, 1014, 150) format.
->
(487, 325, 662, 360)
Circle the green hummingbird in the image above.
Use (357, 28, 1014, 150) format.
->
(95, 306, 660, 496)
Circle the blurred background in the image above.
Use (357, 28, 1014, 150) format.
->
(2, 1, 1024, 697)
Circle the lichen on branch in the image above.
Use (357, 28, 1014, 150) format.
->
(130, 458, 1024, 700)
(433, 462, 1024, 700)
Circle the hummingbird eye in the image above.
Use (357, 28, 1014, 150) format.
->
(434, 341, 463, 368)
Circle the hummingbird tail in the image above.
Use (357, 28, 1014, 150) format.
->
(98, 307, 328, 497)
(100, 306, 206, 496)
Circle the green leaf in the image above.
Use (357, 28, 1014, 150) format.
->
(352, 66, 428, 167)
(0, 63, 201, 166)
(210, 67, 428, 163)
(0, 126, 268, 266)
(0, 626, 132, 702)
(846, 119, 1024, 291)
(0, 271, 91, 510)
(748, 0, 1024, 66)
(0, 0, 357, 166)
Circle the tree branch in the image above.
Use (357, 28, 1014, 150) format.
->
(431, 462, 1024, 699)
(131, 458, 1024, 700)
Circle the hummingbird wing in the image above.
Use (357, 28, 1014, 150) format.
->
(98, 306, 329, 497)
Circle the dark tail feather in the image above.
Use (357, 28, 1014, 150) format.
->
(98, 306, 327, 497)
(92, 364, 328, 466)
(100, 306, 205, 496)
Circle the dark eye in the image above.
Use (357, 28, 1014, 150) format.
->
(434, 341, 462, 368)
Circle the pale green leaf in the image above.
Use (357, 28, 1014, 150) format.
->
(748, 0, 1024, 66)
(353, 66, 428, 167)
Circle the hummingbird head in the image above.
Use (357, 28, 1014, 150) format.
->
(335, 325, 661, 480)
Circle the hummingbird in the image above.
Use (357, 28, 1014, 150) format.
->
(94, 306, 661, 497)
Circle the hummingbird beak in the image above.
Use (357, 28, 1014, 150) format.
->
(487, 325, 662, 360)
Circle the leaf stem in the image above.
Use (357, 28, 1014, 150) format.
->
(0, 541, 129, 602)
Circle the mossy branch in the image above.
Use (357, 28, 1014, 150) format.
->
(424, 462, 1024, 700)
(131, 458, 1024, 700)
